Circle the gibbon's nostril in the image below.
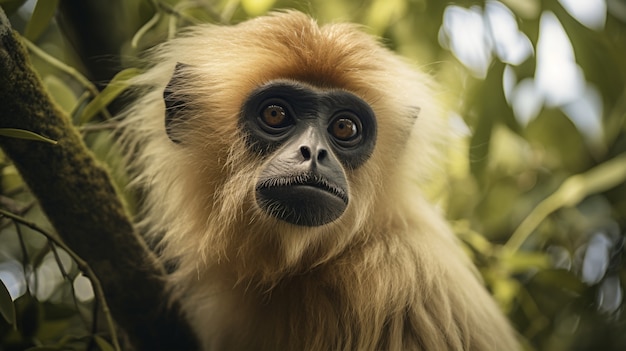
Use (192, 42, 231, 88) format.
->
(317, 149, 328, 162)
(300, 146, 328, 162)
(300, 146, 312, 160)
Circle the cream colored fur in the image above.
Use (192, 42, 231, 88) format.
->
(119, 11, 519, 350)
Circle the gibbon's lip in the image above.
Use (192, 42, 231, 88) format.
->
(255, 173, 349, 226)
(256, 173, 348, 204)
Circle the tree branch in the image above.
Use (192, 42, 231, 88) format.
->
(0, 8, 198, 351)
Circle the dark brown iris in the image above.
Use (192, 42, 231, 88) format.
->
(262, 105, 287, 127)
(331, 117, 358, 141)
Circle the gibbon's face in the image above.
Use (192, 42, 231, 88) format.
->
(163, 63, 379, 227)
(160, 12, 425, 230)
(239, 80, 377, 226)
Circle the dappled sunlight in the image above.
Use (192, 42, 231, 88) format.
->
(442, 1, 605, 151)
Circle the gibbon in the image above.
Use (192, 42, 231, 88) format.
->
(120, 10, 519, 351)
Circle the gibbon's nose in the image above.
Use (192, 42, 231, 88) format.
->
(299, 145, 328, 163)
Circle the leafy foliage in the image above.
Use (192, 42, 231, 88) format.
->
(0, 0, 625, 350)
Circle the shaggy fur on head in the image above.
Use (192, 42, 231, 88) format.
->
(119, 10, 519, 351)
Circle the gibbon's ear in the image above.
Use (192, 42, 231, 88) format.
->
(163, 62, 190, 143)
(398, 106, 421, 144)
(409, 106, 421, 123)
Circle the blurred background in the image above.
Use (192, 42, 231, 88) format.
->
(0, 0, 625, 350)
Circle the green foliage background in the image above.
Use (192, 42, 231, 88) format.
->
(0, 0, 625, 350)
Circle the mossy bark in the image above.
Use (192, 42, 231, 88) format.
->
(0, 8, 198, 351)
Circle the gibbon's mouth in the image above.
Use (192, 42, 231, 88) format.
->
(255, 173, 349, 226)
(257, 174, 348, 203)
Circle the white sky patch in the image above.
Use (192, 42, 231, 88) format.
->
(559, 0, 607, 30)
(440, 1, 533, 77)
(441, 3, 605, 148)
(533, 12, 603, 143)
(562, 84, 604, 145)
(510, 77, 544, 127)
(73, 274, 95, 302)
(485, 1, 533, 65)
(29, 250, 75, 301)
(502, 64, 516, 104)
(0, 260, 27, 300)
(535, 12, 586, 107)
(440, 5, 492, 78)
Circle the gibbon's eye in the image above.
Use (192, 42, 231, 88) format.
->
(329, 114, 362, 147)
(331, 118, 357, 139)
(260, 104, 292, 132)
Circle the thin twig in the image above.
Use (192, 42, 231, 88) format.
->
(0, 195, 33, 215)
(0, 209, 122, 351)
(77, 121, 119, 133)
(505, 154, 626, 252)
(14, 221, 32, 296)
(47, 240, 90, 328)
(131, 8, 162, 49)
(22, 38, 113, 121)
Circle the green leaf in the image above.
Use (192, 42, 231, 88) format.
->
(505, 153, 626, 252)
(531, 269, 586, 296)
(79, 68, 143, 124)
(23, 0, 60, 42)
(455, 225, 494, 255)
(241, 0, 275, 16)
(525, 269, 586, 317)
(44, 75, 77, 114)
(0, 279, 16, 326)
(0, 128, 57, 144)
(365, 0, 405, 35)
(94, 335, 116, 351)
(491, 276, 520, 312)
